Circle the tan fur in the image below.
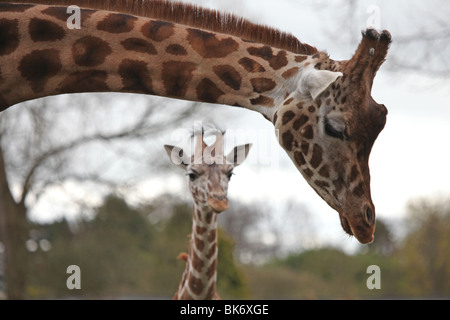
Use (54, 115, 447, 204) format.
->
(1, 0, 317, 54)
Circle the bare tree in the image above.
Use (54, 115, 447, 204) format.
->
(0, 93, 205, 299)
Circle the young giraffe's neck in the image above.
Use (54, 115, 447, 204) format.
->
(0, 2, 315, 121)
(174, 203, 218, 300)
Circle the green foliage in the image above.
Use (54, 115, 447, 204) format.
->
(26, 194, 247, 299)
(25, 194, 450, 299)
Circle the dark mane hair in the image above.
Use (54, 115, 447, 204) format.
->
(2, 0, 318, 54)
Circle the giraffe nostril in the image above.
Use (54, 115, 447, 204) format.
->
(363, 205, 375, 226)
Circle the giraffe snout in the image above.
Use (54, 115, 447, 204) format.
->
(208, 194, 229, 213)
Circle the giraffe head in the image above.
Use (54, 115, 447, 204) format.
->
(165, 130, 251, 214)
(276, 29, 391, 244)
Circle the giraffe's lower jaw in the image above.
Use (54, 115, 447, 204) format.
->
(339, 214, 374, 244)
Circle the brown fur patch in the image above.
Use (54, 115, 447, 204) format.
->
(282, 111, 295, 125)
(19, 49, 62, 93)
(310, 144, 323, 169)
(294, 151, 306, 166)
(213, 65, 242, 91)
(141, 20, 174, 42)
(248, 46, 288, 70)
(302, 125, 314, 139)
(166, 43, 187, 55)
(72, 36, 112, 67)
(188, 273, 204, 295)
(29, 18, 65, 42)
(0, 19, 19, 56)
(293, 114, 309, 131)
(238, 57, 265, 73)
(187, 28, 239, 59)
(282, 131, 294, 151)
(250, 95, 274, 107)
(282, 67, 299, 79)
(196, 78, 224, 103)
(121, 38, 157, 55)
(250, 78, 276, 93)
(97, 13, 137, 33)
(119, 59, 154, 94)
(162, 61, 197, 97)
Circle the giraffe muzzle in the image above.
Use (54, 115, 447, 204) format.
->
(339, 203, 376, 244)
(208, 196, 229, 213)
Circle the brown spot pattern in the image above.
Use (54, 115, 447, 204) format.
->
(295, 55, 307, 63)
(196, 78, 224, 103)
(293, 114, 309, 130)
(310, 144, 323, 169)
(213, 65, 242, 91)
(29, 18, 65, 42)
(72, 36, 112, 67)
(119, 59, 154, 94)
(294, 151, 306, 166)
(0, 19, 19, 56)
(302, 125, 314, 139)
(19, 49, 61, 93)
(319, 165, 330, 178)
(121, 38, 157, 55)
(188, 274, 204, 295)
(247, 46, 288, 70)
(166, 44, 187, 55)
(97, 13, 137, 33)
(59, 70, 108, 93)
(282, 131, 294, 151)
(162, 61, 197, 97)
(282, 67, 299, 79)
(251, 78, 276, 93)
(238, 57, 265, 72)
(195, 237, 204, 251)
(142, 20, 175, 42)
(187, 28, 239, 58)
(250, 95, 274, 107)
(282, 111, 295, 125)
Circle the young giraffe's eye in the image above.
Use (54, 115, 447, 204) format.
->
(227, 171, 234, 180)
(187, 171, 199, 181)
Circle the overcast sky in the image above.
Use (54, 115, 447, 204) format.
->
(24, 0, 450, 252)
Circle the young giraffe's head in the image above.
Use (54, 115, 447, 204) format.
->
(275, 29, 391, 243)
(164, 129, 251, 214)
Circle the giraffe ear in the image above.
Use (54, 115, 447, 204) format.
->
(299, 68, 343, 100)
(226, 143, 252, 166)
(164, 145, 189, 168)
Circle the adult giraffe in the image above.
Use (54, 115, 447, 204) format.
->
(0, 0, 391, 243)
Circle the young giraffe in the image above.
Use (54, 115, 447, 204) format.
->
(165, 129, 251, 300)
(0, 0, 391, 243)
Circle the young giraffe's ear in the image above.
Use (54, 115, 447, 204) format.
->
(299, 67, 343, 100)
(164, 145, 189, 168)
(226, 143, 252, 166)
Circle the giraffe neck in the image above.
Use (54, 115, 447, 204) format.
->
(175, 203, 218, 300)
(0, 3, 313, 121)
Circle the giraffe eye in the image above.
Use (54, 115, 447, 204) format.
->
(227, 171, 234, 180)
(324, 118, 346, 140)
(186, 171, 199, 181)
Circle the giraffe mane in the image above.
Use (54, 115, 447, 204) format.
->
(3, 0, 318, 55)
